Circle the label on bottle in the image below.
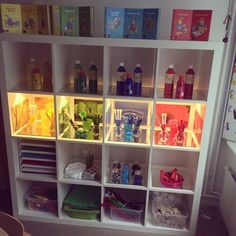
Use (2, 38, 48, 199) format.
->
(32, 73, 42, 90)
(165, 74, 175, 84)
(118, 71, 125, 81)
(89, 70, 97, 81)
(134, 73, 142, 83)
(185, 74, 194, 84)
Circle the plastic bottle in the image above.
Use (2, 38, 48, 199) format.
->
(175, 75, 185, 99)
(116, 62, 126, 95)
(88, 61, 98, 94)
(28, 58, 36, 88)
(184, 65, 195, 99)
(77, 70, 87, 93)
(164, 65, 175, 98)
(42, 61, 53, 91)
(133, 63, 142, 96)
(124, 73, 133, 96)
(73, 60, 83, 92)
(32, 66, 43, 91)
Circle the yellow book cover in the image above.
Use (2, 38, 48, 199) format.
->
(37, 5, 51, 35)
(50, 5, 60, 35)
(1, 3, 22, 33)
(21, 4, 38, 34)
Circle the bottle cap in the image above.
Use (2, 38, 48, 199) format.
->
(169, 64, 174, 68)
(75, 60, 80, 64)
(127, 72, 132, 78)
(179, 75, 185, 81)
(119, 62, 125, 66)
(189, 65, 193, 69)
(136, 63, 141, 67)
(30, 58, 35, 62)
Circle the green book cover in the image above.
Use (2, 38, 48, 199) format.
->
(60, 5, 79, 36)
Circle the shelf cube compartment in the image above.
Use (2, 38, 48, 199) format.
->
(154, 102, 206, 149)
(150, 149, 199, 193)
(59, 184, 101, 221)
(7, 92, 55, 138)
(17, 138, 56, 177)
(103, 188, 146, 225)
(105, 46, 156, 98)
(148, 191, 193, 230)
(103, 145, 149, 187)
(56, 95, 103, 142)
(57, 142, 102, 185)
(156, 49, 214, 101)
(2, 42, 52, 92)
(53, 44, 103, 95)
(16, 180, 58, 218)
(105, 98, 153, 146)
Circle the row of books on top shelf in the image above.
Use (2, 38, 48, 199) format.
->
(18, 139, 56, 175)
(105, 8, 212, 41)
(0, 3, 94, 36)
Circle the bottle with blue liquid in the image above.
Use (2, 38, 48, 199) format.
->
(133, 63, 142, 96)
(116, 62, 126, 95)
(124, 73, 133, 96)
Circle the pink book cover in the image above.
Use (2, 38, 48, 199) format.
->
(171, 9, 193, 40)
(191, 10, 212, 41)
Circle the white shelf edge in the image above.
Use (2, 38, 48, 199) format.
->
(16, 173, 57, 183)
(149, 187, 194, 195)
(104, 183, 147, 191)
(226, 140, 236, 155)
(152, 145, 200, 152)
(0, 33, 224, 50)
(59, 178, 102, 187)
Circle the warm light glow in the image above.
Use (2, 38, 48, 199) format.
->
(59, 96, 68, 111)
(13, 93, 25, 106)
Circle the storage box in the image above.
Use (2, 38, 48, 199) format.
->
(152, 199, 188, 229)
(110, 206, 143, 223)
(25, 186, 57, 214)
(63, 205, 100, 220)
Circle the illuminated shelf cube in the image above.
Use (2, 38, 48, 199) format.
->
(7, 92, 55, 139)
(104, 98, 153, 147)
(56, 95, 103, 143)
(154, 101, 206, 150)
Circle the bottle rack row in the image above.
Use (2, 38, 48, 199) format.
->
(1, 39, 214, 101)
(8, 93, 206, 150)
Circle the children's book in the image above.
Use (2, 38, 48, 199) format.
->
(124, 8, 143, 39)
(50, 5, 60, 35)
(171, 9, 193, 40)
(60, 5, 79, 36)
(21, 4, 38, 34)
(142, 8, 160, 39)
(37, 5, 51, 35)
(104, 7, 124, 38)
(20, 152, 56, 162)
(191, 10, 212, 41)
(20, 145, 56, 155)
(79, 6, 95, 37)
(21, 167, 56, 174)
(1, 3, 22, 33)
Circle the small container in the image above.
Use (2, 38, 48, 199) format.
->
(124, 73, 133, 96)
(88, 61, 98, 94)
(110, 206, 143, 224)
(133, 63, 142, 96)
(63, 205, 100, 220)
(25, 186, 57, 214)
(164, 65, 175, 98)
(184, 65, 195, 99)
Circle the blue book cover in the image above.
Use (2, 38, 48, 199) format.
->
(142, 8, 160, 39)
(124, 8, 143, 39)
(104, 7, 124, 38)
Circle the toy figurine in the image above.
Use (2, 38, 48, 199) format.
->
(132, 162, 141, 176)
(111, 160, 121, 184)
(121, 163, 129, 184)
(111, 167, 120, 184)
(133, 170, 142, 185)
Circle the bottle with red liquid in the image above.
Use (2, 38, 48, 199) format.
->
(164, 65, 175, 98)
(175, 75, 185, 99)
(184, 65, 195, 99)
